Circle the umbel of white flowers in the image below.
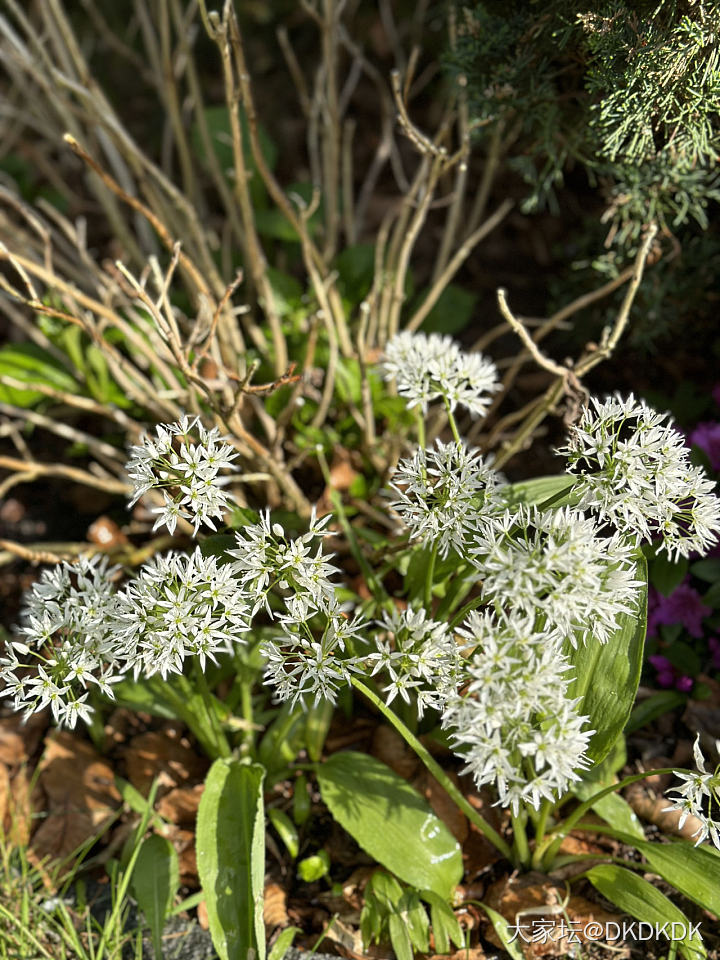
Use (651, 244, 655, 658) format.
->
(3, 330, 720, 849)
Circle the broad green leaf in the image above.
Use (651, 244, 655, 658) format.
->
(111, 680, 178, 720)
(586, 865, 705, 960)
(398, 891, 430, 953)
(0, 343, 78, 406)
(268, 808, 299, 859)
(418, 284, 477, 336)
(196, 759, 266, 960)
(690, 558, 720, 583)
(651, 551, 688, 595)
(317, 751, 462, 899)
(501, 475, 576, 509)
(268, 927, 301, 960)
(292, 773, 311, 826)
(479, 902, 524, 960)
(566, 558, 647, 764)
(304, 698, 334, 763)
(573, 738, 644, 839)
(132, 834, 179, 960)
(625, 690, 686, 733)
(387, 914, 414, 960)
(591, 792, 645, 840)
(613, 836, 720, 919)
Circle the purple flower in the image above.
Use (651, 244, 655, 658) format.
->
(647, 580, 710, 639)
(649, 654, 676, 688)
(675, 675, 694, 693)
(689, 422, 720, 471)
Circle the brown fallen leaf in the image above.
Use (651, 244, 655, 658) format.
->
(122, 731, 207, 796)
(164, 825, 197, 886)
(0, 761, 9, 827)
(264, 882, 289, 929)
(4, 767, 33, 847)
(0, 710, 48, 768)
(483, 873, 622, 958)
(87, 516, 129, 548)
(30, 731, 120, 867)
(156, 783, 204, 826)
(197, 900, 209, 930)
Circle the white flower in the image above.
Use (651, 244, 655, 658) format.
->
(229, 508, 337, 615)
(0, 555, 122, 728)
(112, 549, 250, 679)
(389, 440, 505, 557)
(381, 331, 499, 417)
(442, 611, 594, 814)
(365, 607, 460, 716)
(126, 417, 239, 534)
(559, 394, 720, 560)
(470, 506, 641, 646)
(664, 734, 720, 850)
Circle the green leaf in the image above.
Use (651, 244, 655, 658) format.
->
(631, 839, 720, 919)
(0, 343, 79, 406)
(268, 927, 302, 960)
(566, 557, 647, 764)
(297, 849, 330, 882)
(196, 759, 266, 960)
(421, 891, 464, 953)
(625, 690, 686, 733)
(690, 558, 720, 583)
(585, 864, 705, 960)
(292, 774, 311, 826)
(111, 680, 178, 720)
(399, 891, 430, 953)
(268, 808, 299, 859)
(304, 699, 334, 763)
(592, 791, 645, 840)
(479, 902, 524, 960)
(651, 551, 688, 596)
(317, 751, 462, 899)
(132, 834, 179, 960)
(387, 913, 414, 960)
(417, 284, 477, 336)
(501, 475, 576, 509)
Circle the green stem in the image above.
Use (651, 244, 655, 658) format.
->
(448, 593, 487, 630)
(511, 809, 531, 868)
(530, 799, 553, 870)
(416, 408, 426, 450)
(351, 676, 513, 861)
(424, 542, 439, 611)
(538, 767, 677, 871)
(443, 397, 462, 446)
(239, 678, 254, 756)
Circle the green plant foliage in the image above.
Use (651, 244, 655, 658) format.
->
(131, 834, 179, 960)
(451, 0, 720, 244)
(317, 751, 463, 899)
(566, 557, 648, 763)
(196, 759, 266, 960)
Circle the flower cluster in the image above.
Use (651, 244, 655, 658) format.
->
(381, 331, 499, 417)
(229, 510, 363, 704)
(365, 607, 460, 717)
(389, 440, 504, 557)
(560, 395, 720, 560)
(470, 506, 641, 646)
(112, 549, 250, 679)
(664, 735, 720, 847)
(0, 555, 122, 727)
(126, 416, 238, 534)
(442, 611, 594, 814)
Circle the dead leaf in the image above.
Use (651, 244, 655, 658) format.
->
(29, 730, 120, 866)
(370, 724, 418, 779)
(0, 762, 9, 827)
(87, 516, 128, 548)
(264, 882, 289, 929)
(122, 731, 206, 796)
(4, 767, 33, 847)
(165, 825, 197, 885)
(156, 783, 204, 825)
(197, 900, 209, 930)
(483, 874, 622, 958)
(625, 782, 706, 841)
(0, 711, 48, 768)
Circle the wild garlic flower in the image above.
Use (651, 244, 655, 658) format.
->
(126, 416, 238, 534)
(261, 598, 364, 705)
(0, 556, 122, 728)
(560, 395, 720, 560)
(365, 607, 460, 717)
(112, 549, 250, 679)
(664, 735, 720, 850)
(471, 506, 641, 646)
(381, 331, 499, 417)
(390, 440, 504, 557)
(442, 611, 594, 814)
(229, 509, 338, 615)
